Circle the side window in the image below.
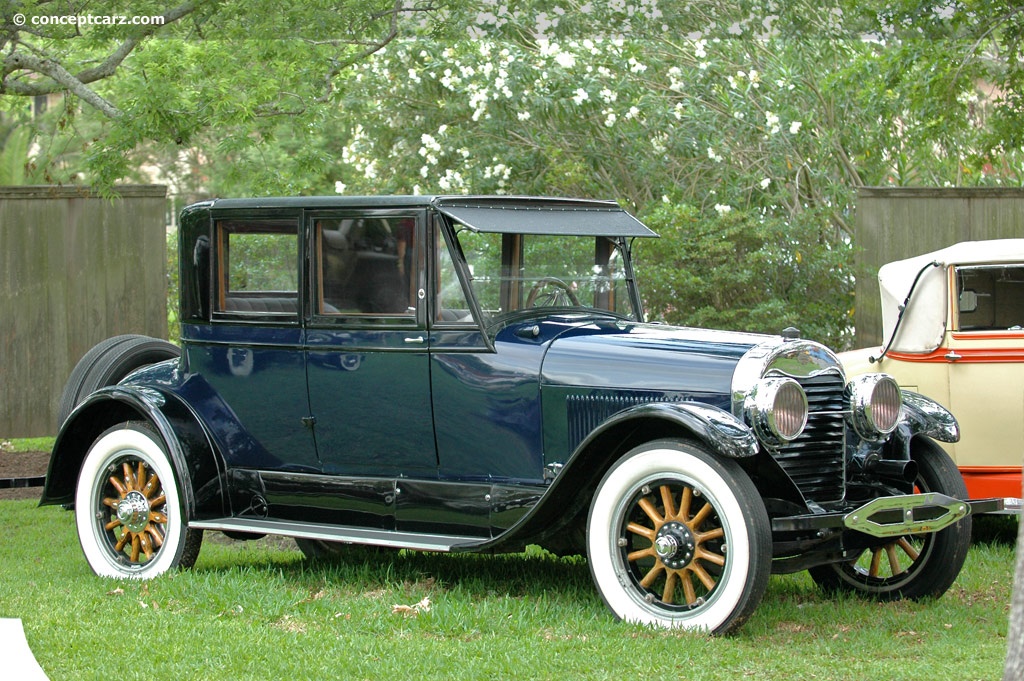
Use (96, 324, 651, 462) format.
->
(316, 215, 417, 317)
(956, 265, 1024, 331)
(216, 219, 299, 316)
(435, 227, 473, 324)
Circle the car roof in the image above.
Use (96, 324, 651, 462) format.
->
(196, 195, 657, 238)
(879, 239, 1024, 354)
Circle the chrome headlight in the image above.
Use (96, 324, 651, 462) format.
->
(847, 374, 902, 440)
(744, 377, 809, 446)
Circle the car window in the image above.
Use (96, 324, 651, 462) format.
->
(215, 219, 299, 316)
(315, 216, 417, 317)
(435, 228, 474, 324)
(955, 265, 1024, 331)
(452, 229, 637, 323)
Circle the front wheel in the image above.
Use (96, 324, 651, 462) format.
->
(75, 422, 202, 578)
(587, 439, 772, 634)
(808, 437, 971, 600)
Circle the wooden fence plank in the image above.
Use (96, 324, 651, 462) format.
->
(855, 187, 1024, 348)
(0, 186, 167, 437)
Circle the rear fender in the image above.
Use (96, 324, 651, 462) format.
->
(41, 386, 226, 519)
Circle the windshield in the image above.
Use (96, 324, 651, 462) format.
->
(451, 229, 639, 324)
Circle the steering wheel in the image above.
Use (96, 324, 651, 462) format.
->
(525, 277, 582, 307)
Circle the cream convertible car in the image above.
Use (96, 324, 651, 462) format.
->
(841, 240, 1024, 508)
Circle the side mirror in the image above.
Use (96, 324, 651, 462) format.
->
(958, 289, 978, 314)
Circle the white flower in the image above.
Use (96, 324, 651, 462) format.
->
(603, 110, 617, 127)
(760, 178, 771, 189)
(694, 39, 707, 59)
(554, 52, 576, 68)
(714, 203, 732, 215)
(625, 106, 640, 120)
(707, 147, 723, 163)
(572, 88, 589, 105)
(518, 111, 532, 121)
(789, 121, 803, 134)
(765, 111, 781, 135)
(599, 88, 617, 103)
(334, 181, 347, 194)
(628, 58, 647, 73)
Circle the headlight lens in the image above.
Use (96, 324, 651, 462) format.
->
(847, 374, 902, 440)
(745, 377, 809, 446)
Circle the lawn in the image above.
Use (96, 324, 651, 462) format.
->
(0, 499, 1016, 680)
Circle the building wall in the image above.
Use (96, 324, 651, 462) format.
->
(0, 185, 168, 437)
(855, 187, 1024, 347)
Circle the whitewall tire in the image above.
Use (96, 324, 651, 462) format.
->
(587, 439, 772, 634)
(75, 422, 202, 578)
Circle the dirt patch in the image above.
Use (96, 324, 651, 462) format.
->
(0, 450, 49, 501)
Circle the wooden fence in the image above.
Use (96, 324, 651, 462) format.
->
(1, 185, 168, 437)
(855, 187, 1024, 347)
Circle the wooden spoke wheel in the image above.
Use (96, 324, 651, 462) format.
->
(587, 439, 771, 634)
(75, 423, 202, 578)
(623, 480, 727, 609)
(809, 437, 972, 600)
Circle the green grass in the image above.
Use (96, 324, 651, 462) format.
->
(0, 437, 55, 453)
(0, 500, 1015, 680)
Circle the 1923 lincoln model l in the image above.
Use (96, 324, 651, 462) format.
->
(42, 195, 1003, 634)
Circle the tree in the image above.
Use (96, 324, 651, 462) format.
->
(0, 0, 447, 188)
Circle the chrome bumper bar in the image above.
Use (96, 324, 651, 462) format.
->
(771, 494, 1006, 537)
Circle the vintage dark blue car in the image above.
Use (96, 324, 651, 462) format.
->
(42, 195, 1001, 634)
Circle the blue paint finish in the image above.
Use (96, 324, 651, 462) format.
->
(430, 330, 548, 482)
(181, 323, 319, 472)
(306, 327, 437, 477)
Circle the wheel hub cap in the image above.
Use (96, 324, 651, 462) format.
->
(116, 490, 151, 534)
(655, 521, 695, 569)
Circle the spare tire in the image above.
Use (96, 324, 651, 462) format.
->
(57, 335, 181, 426)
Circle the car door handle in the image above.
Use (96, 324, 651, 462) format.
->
(404, 336, 425, 344)
(945, 351, 962, 361)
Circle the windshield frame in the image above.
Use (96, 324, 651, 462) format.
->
(438, 214, 646, 333)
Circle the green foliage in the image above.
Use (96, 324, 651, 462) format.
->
(635, 203, 854, 347)
(167, 229, 180, 345)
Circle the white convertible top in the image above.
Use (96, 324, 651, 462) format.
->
(879, 239, 1024, 353)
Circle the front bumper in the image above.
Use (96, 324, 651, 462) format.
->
(771, 493, 1006, 538)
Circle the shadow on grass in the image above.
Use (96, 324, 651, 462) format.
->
(196, 532, 598, 602)
(972, 514, 1020, 546)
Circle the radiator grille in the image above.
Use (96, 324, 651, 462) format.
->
(771, 372, 847, 503)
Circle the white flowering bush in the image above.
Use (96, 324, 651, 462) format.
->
(323, 2, 1008, 345)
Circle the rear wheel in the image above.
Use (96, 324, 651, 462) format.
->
(809, 437, 971, 599)
(587, 439, 772, 634)
(75, 422, 202, 578)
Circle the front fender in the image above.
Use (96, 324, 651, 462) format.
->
(456, 401, 756, 553)
(41, 386, 225, 519)
(573, 401, 758, 461)
(900, 390, 960, 443)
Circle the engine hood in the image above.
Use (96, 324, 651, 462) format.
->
(539, 319, 771, 397)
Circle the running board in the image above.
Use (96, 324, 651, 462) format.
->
(189, 517, 486, 552)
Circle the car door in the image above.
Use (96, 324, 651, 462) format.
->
(945, 262, 1024, 498)
(305, 210, 437, 478)
(187, 213, 320, 495)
